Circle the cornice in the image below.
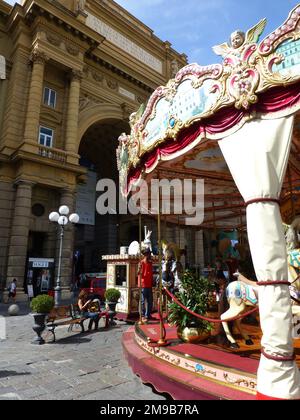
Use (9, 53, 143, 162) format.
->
(85, 52, 153, 94)
(0, 1, 13, 17)
(98, 0, 153, 38)
(7, 1, 103, 51)
(92, 0, 185, 63)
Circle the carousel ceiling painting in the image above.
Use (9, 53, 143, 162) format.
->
(117, 4, 300, 227)
(184, 146, 230, 174)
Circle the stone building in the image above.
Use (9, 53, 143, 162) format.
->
(0, 0, 187, 297)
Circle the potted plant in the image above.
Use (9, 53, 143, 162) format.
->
(168, 270, 214, 343)
(30, 294, 54, 345)
(104, 288, 121, 325)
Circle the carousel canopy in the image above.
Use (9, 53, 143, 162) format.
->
(117, 4, 300, 228)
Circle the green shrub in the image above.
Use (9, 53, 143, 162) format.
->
(168, 270, 214, 333)
(104, 288, 121, 302)
(30, 294, 54, 313)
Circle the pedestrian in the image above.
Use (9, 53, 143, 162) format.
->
(6, 278, 17, 304)
(138, 249, 154, 323)
(77, 290, 99, 330)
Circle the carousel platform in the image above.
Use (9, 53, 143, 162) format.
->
(122, 316, 300, 400)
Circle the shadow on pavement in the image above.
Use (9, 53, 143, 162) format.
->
(0, 370, 31, 378)
(46, 335, 92, 345)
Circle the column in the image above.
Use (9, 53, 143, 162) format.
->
(65, 70, 82, 154)
(6, 180, 33, 286)
(23, 49, 48, 144)
(57, 188, 76, 290)
(0, 182, 15, 296)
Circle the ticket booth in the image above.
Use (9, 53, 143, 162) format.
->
(102, 254, 159, 321)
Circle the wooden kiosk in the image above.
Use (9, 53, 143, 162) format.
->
(102, 254, 159, 321)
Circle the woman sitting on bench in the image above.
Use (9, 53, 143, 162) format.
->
(78, 290, 99, 330)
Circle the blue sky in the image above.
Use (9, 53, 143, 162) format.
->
(5, 0, 299, 65)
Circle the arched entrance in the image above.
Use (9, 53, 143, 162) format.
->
(75, 115, 129, 275)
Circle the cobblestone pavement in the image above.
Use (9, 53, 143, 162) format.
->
(0, 301, 168, 400)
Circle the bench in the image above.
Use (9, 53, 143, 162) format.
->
(46, 302, 109, 342)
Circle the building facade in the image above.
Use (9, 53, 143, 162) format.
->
(0, 0, 187, 297)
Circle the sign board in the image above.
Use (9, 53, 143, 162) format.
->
(76, 170, 97, 225)
(33, 261, 49, 268)
(29, 258, 54, 267)
(27, 284, 34, 298)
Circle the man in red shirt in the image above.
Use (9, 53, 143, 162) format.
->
(138, 249, 153, 322)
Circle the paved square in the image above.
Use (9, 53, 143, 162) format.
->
(0, 301, 167, 400)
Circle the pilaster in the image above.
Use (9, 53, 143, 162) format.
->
(6, 180, 34, 285)
(23, 49, 48, 144)
(65, 69, 82, 155)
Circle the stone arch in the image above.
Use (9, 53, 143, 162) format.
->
(75, 102, 130, 272)
(77, 102, 125, 152)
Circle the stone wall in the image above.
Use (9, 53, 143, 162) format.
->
(0, 180, 14, 286)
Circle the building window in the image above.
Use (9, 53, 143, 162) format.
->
(31, 203, 45, 217)
(39, 126, 53, 148)
(43, 87, 57, 108)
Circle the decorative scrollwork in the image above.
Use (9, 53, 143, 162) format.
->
(66, 44, 80, 56)
(223, 373, 257, 389)
(46, 32, 62, 47)
(30, 48, 49, 65)
(71, 69, 83, 81)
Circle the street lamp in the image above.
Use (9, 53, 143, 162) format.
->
(49, 205, 79, 306)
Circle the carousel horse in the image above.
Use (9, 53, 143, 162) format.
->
(220, 271, 300, 349)
(220, 218, 300, 348)
(159, 241, 183, 291)
(220, 274, 258, 348)
(142, 229, 153, 254)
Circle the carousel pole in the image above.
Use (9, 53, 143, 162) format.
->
(157, 182, 167, 345)
(212, 200, 217, 277)
(178, 214, 182, 270)
(163, 204, 168, 315)
(138, 212, 144, 325)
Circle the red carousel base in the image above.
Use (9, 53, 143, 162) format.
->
(122, 317, 300, 400)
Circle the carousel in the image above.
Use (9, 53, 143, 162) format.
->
(116, 4, 300, 400)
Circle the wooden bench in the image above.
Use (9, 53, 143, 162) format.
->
(46, 303, 109, 342)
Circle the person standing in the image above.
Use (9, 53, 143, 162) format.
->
(6, 279, 17, 304)
(138, 249, 153, 323)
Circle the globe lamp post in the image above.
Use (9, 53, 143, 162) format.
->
(49, 206, 79, 306)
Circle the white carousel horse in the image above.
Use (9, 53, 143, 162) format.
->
(220, 272, 300, 349)
(221, 218, 300, 348)
(220, 274, 258, 348)
(142, 228, 152, 253)
(158, 241, 183, 290)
